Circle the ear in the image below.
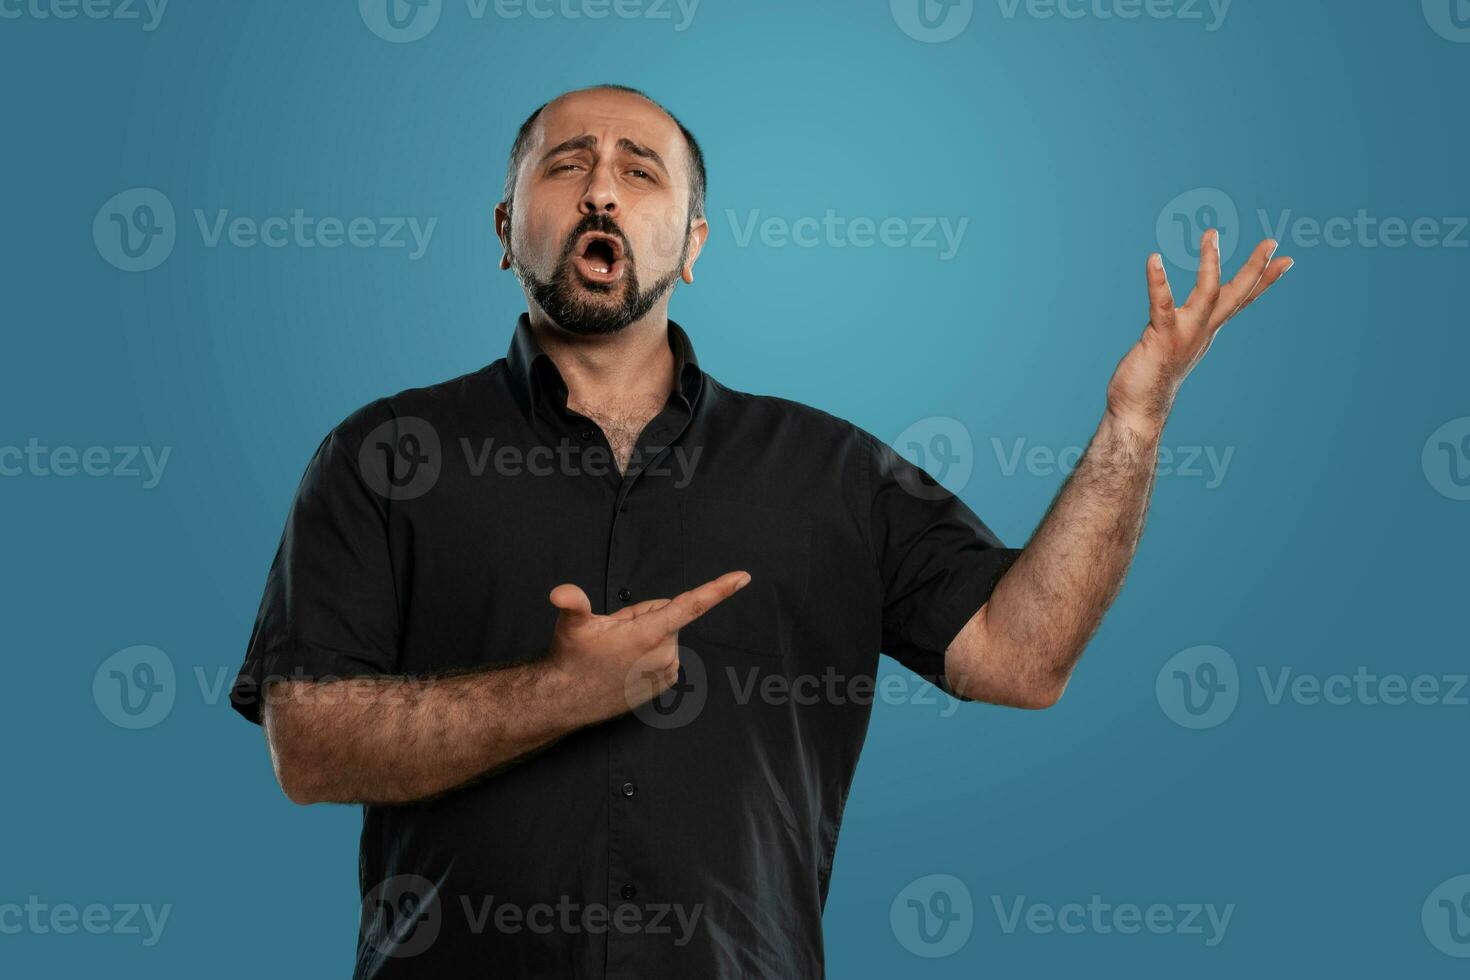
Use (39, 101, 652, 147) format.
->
(681, 216, 709, 284)
(494, 202, 512, 271)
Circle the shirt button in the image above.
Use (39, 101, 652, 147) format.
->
(621, 884, 637, 900)
(579, 428, 593, 440)
(617, 587, 632, 602)
(621, 781, 636, 797)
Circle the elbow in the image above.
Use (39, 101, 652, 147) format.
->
(1009, 673, 1069, 709)
(947, 653, 1072, 709)
(274, 756, 325, 806)
(974, 663, 1072, 710)
(262, 701, 327, 805)
(270, 736, 326, 805)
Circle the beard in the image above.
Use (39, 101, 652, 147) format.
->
(511, 212, 690, 337)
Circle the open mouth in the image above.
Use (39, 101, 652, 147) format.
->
(571, 231, 626, 284)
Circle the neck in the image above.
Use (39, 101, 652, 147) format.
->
(526, 306, 676, 417)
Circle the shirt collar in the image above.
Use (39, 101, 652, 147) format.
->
(505, 313, 703, 418)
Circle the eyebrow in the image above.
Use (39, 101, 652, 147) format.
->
(538, 134, 668, 175)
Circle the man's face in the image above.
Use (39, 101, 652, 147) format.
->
(498, 89, 707, 335)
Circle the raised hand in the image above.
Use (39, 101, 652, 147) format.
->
(1106, 230, 1293, 433)
(546, 570, 751, 725)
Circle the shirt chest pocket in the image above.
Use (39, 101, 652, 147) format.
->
(679, 495, 812, 661)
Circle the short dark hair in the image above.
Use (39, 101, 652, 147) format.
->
(502, 84, 706, 222)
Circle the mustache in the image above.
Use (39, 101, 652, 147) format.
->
(559, 213, 634, 264)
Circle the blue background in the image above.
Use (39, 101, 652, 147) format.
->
(3, 0, 1467, 975)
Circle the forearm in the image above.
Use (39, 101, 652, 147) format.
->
(950, 410, 1161, 705)
(263, 659, 585, 806)
(947, 232, 1290, 707)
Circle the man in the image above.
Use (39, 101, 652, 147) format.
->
(230, 84, 1291, 977)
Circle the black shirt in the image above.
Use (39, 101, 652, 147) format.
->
(231, 314, 1021, 979)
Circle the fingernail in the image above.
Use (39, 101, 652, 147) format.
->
(737, 572, 751, 588)
(1151, 254, 1163, 271)
(1280, 259, 1294, 274)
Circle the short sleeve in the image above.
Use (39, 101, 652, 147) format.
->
(230, 404, 401, 724)
(862, 430, 1023, 698)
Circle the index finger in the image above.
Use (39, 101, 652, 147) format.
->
(643, 571, 752, 638)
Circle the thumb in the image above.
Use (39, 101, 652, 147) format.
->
(548, 583, 593, 623)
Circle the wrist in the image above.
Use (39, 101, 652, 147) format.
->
(1103, 403, 1168, 445)
(530, 657, 596, 735)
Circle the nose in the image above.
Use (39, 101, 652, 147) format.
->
(579, 161, 619, 216)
